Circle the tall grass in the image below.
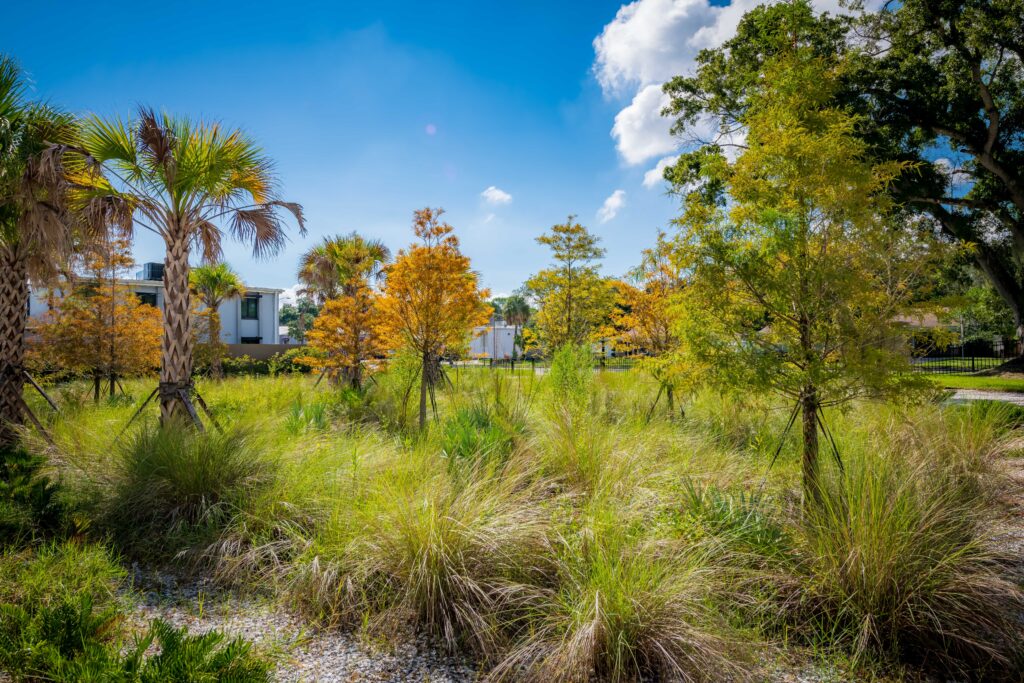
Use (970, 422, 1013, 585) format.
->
(21, 369, 1024, 680)
(104, 425, 276, 559)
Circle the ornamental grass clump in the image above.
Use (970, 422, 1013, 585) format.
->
(491, 505, 748, 682)
(290, 461, 553, 659)
(106, 424, 276, 558)
(789, 408, 1024, 679)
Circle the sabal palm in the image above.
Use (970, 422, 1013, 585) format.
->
(298, 233, 390, 302)
(189, 263, 243, 379)
(502, 295, 531, 358)
(0, 56, 95, 447)
(77, 107, 304, 422)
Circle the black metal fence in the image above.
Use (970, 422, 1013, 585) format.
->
(910, 338, 1016, 374)
(480, 353, 643, 372)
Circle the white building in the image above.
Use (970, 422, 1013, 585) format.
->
(28, 262, 283, 345)
(469, 319, 518, 359)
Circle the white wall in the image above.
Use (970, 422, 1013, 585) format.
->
(27, 280, 281, 344)
(469, 324, 517, 359)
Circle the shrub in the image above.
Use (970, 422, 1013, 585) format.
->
(790, 441, 1024, 678)
(0, 447, 72, 545)
(546, 344, 593, 418)
(441, 403, 517, 466)
(106, 425, 276, 557)
(0, 542, 270, 681)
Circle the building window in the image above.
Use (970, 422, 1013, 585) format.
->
(241, 295, 260, 320)
(240, 336, 261, 344)
(136, 292, 158, 308)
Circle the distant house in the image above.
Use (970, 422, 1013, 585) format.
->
(28, 262, 284, 345)
(469, 318, 517, 359)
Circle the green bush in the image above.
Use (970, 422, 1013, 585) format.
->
(0, 447, 72, 545)
(441, 404, 517, 466)
(0, 542, 270, 681)
(106, 426, 276, 556)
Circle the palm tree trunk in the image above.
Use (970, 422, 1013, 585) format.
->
(0, 246, 28, 448)
(159, 234, 194, 424)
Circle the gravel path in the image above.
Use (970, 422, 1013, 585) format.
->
(128, 571, 478, 683)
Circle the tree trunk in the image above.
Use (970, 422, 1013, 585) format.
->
(93, 374, 101, 403)
(418, 351, 429, 431)
(0, 246, 28, 449)
(159, 233, 194, 424)
(109, 373, 116, 398)
(209, 310, 223, 380)
(801, 385, 821, 510)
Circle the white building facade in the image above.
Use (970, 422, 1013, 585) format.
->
(28, 262, 283, 345)
(469, 320, 518, 359)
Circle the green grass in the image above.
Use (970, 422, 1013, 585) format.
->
(11, 368, 1024, 681)
(924, 372, 1024, 392)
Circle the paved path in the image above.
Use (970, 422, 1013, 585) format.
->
(950, 389, 1024, 405)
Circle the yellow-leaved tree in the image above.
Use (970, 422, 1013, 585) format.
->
(526, 217, 614, 353)
(669, 47, 942, 505)
(29, 234, 162, 401)
(377, 208, 491, 429)
(614, 231, 688, 418)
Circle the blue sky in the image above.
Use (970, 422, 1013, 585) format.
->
(2, 0, 775, 299)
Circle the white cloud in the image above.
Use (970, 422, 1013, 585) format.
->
(483, 212, 496, 224)
(595, 0, 874, 167)
(612, 84, 678, 165)
(598, 189, 627, 223)
(279, 283, 302, 307)
(643, 155, 679, 188)
(481, 185, 512, 205)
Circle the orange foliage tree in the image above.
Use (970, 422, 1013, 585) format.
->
(303, 280, 383, 390)
(376, 208, 491, 429)
(29, 235, 162, 401)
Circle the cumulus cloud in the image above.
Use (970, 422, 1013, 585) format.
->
(481, 185, 513, 205)
(279, 283, 302, 307)
(643, 155, 680, 188)
(612, 84, 678, 165)
(598, 189, 627, 223)
(595, 0, 875, 166)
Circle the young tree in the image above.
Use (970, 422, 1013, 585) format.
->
(526, 218, 614, 352)
(377, 208, 491, 430)
(189, 263, 243, 379)
(615, 231, 686, 416)
(0, 56, 101, 447)
(304, 280, 383, 390)
(77, 108, 304, 424)
(664, 0, 1024, 343)
(29, 234, 161, 401)
(298, 232, 391, 388)
(671, 48, 939, 506)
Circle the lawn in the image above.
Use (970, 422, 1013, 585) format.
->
(923, 373, 1024, 392)
(4, 357, 1023, 682)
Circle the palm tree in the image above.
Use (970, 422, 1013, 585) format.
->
(77, 108, 304, 423)
(298, 233, 390, 302)
(189, 263, 243, 379)
(0, 56, 99, 447)
(502, 295, 531, 359)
